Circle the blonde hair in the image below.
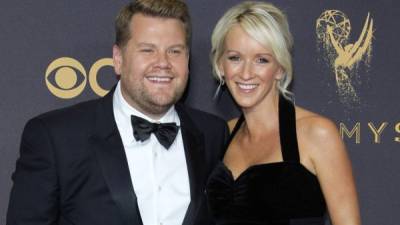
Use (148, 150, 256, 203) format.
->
(211, 1, 294, 98)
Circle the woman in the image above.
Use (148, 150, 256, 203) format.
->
(206, 1, 361, 225)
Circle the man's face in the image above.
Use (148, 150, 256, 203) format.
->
(113, 13, 189, 119)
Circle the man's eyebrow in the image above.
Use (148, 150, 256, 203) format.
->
(136, 43, 187, 49)
(136, 43, 156, 48)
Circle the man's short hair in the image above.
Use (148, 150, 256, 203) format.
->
(115, 0, 191, 49)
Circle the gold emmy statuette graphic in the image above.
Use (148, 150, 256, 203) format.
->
(316, 10, 373, 107)
(45, 57, 113, 99)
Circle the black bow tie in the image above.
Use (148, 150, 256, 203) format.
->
(131, 115, 179, 150)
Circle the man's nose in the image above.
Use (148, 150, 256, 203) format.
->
(154, 51, 171, 69)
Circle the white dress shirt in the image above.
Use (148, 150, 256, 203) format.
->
(113, 82, 190, 225)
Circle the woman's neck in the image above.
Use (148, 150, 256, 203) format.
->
(241, 93, 280, 139)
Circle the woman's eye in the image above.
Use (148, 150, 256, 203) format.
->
(228, 55, 240, 61)
(256, 57, 269, 64)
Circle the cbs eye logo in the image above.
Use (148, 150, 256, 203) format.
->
(45, 57, 114, 99)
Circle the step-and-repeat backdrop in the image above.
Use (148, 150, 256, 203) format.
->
(1, 1, 398, 224)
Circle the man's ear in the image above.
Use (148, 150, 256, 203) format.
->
(112, 45, 123, 75)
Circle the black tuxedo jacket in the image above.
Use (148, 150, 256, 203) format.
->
(7, 89, 229, 225)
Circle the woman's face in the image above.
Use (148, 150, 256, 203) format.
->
(219, 25, 283, 109)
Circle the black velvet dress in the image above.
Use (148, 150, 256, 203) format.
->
(206, 96, 327, 225)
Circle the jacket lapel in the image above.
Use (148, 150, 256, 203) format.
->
(88, 95, 205, 225)
(176, 104, 206, 225)
(88, 89, 143, 225)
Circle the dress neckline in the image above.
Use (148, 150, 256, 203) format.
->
(219, 160, 318, 183)
(220, 161, 287, 182)
(222, 95, 301, 181)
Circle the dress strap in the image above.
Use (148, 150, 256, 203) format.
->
(279, 94, 300, 162)
(228, 114, 244, 145)
(220, 115, 244, 159)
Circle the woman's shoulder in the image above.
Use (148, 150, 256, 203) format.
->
(294, 106, 347, 174)
(295, 106, 339, 139)
(294, 105, 345, 164)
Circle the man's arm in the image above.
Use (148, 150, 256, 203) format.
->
(7, 118, 60, 225)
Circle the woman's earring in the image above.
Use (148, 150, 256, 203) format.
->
(213, 76, 225, 100)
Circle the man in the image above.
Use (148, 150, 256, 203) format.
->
(6, 1, 229, 225)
